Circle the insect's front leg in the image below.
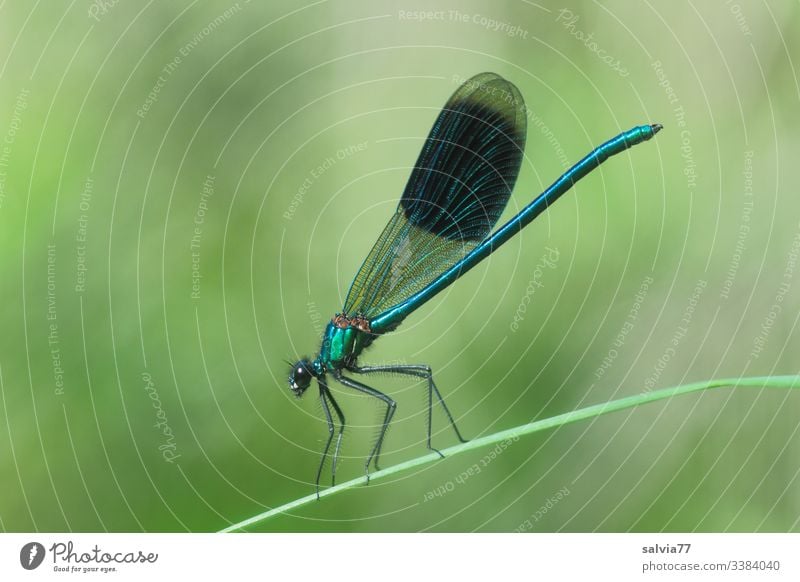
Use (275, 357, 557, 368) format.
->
(323, 384, 345, 485)
(315, 378, 346, 498)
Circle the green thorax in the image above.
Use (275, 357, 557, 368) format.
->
(316, 314, 374, 372)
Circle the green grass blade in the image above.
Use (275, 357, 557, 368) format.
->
(218, 375, 800, 532)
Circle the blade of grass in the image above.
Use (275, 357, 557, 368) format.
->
(219, 375, 800, 532)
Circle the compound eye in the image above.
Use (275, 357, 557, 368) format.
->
(288, 359, 313, 396)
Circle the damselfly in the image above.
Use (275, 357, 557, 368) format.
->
(288, 72, 661, 495)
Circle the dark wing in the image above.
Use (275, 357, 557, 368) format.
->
(343, 72, 527, 318)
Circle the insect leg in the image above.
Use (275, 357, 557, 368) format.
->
(315, 380, 336, 499)
(333, 370, 395, 480)
(351, 364, 468, 456)
(321, 384, 345, 486)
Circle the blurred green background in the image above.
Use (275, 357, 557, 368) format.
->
(1, 0, 799, 532)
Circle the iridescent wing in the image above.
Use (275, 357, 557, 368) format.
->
(343, 72, 527, 319)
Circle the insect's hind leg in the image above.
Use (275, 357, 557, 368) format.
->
(350, 364, 468, 458)
(333, 370, 395, 479)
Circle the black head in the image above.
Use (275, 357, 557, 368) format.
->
(288, 359, 315, 397)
